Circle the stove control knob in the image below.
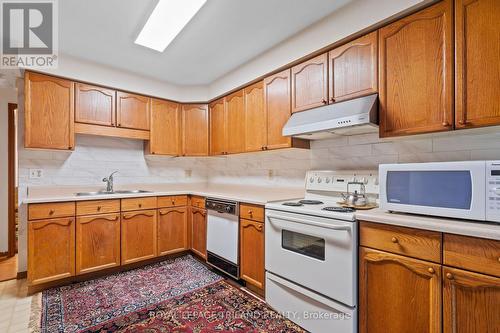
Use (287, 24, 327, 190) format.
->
(310, 177, 314, 183)
(317, 177, 322, 183)
(325, 178, 331, 184)
(225, 206, 232, 213)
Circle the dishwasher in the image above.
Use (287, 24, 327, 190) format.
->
(206, 198, 240, 279)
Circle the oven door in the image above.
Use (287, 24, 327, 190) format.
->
(379, 161, 486, 220)
(265, 210, 356, 307)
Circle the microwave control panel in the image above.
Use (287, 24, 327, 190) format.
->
(486, 161, 500, 223)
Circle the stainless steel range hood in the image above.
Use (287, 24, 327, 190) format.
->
(282, 93, 378, 140)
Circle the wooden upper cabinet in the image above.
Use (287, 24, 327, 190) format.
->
(182, 104, 209, 156)
(209, 98, 226, 155)
(329, 31, 378, 103)
(28, 217, 75, 285)
(225, 90, 246, 154)
(443, 267, 500, 333)
(455, 0, 500, 129)
(264, 69, 293, 150)
(379, 0, 454, 137)
(116, 92, 150, 131)
(24, 72, 74, 150)
(147, 99, 181, 155)
(359, 247, 442, 333)
(75, 83, 115, 127)
(244, 81, 266, 152)
(76, 213, 120, 275)
(291, 53, 328, 113)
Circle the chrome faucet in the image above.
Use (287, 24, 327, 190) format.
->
(102, 171, 118, 193)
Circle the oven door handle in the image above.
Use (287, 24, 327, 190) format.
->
(266, 213, 352, 232)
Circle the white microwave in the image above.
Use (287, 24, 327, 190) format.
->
(379, 161, 500, 223)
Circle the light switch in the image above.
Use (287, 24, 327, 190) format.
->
(29, 169, 44, 179)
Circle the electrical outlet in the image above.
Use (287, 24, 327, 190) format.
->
(29, 169, 44, 179)
(185, 169, 192, 178)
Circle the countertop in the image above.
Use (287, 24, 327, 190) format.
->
(22, 183, 304, 206)
(356, 208, 500, 241)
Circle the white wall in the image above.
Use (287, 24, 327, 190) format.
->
(0, 87, 18, 253)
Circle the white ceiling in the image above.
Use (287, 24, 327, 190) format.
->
(59, 0, 352, 86)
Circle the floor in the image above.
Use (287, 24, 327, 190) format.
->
(0, 278, 32, 333)
(0, 255, 18, 282)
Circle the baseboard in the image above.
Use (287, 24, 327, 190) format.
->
(17, 271, 27, 279)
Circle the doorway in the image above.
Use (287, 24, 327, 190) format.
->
(0, 103, 18, 282)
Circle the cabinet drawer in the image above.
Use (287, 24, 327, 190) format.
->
(360, 221, 442, 263)
(28, 202, 75, 220)
(190, 196, 205, 209)
(240, 203, 264, 223)
(121, 197, 157, 212)
(444, 234, 500, 277)
(76, 199, 120, 216)
(158, 195, 188, 208)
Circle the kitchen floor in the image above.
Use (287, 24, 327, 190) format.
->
(0, 278, 32, 333)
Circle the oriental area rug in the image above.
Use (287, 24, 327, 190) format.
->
(30, 255, 305, 333)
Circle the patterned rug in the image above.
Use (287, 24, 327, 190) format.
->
(31, 255, 305, 333)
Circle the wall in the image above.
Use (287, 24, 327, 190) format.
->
(0, 87, 18, 253)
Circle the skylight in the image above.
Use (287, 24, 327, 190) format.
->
(135, 0, 207, 52)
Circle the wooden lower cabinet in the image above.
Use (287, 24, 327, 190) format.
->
(158, 207, 188, 256)
(443, 267, 500, 333)
(76, 213, 120, 275)
(359, 247, 442, 333)
(240, 219, 264, 289)
(28, 218, 75, 285)
(121, 210, 157, 264)
(190, 207, 207, 259)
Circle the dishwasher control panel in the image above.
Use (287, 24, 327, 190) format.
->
(206, 198, 238, 215)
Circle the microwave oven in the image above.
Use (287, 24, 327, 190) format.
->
(379, 161, 500, 223)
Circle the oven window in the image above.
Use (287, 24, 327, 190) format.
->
(282, 230, 325, 261)
(386, 171, 472, 209)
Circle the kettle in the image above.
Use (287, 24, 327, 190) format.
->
(341, 182, 367, 206)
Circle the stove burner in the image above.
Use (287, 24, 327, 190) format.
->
(322, 207, 355, 213)
(282, 202, 303, 207)
(298, 200, 324, 205)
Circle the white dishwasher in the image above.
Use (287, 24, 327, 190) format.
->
(206, 198, 239, 279)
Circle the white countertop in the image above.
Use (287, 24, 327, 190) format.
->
(22, 183, 304, 206)
(356, 208, 500, 241)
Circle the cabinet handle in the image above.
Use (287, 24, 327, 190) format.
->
(68, 146, 73, 150)
(391, 237, 398, 243)
(330, 97, 335, 103)
(248, 210, 253, 215)
(97, 206, 102, 211)
(117, 123, 121, 127)
(428, 267, 435, 274)
(322, 99, 327, 104)
(458, 120, 467, 125)
(138, 203, 142, 208)
(442, 121, 450, 127)
(49, 210, 55, 215)
(446, 273, 454, 280)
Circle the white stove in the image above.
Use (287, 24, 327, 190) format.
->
(264, 170, 378, 333)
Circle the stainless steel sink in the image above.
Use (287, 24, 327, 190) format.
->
(75, 190, 151, 196)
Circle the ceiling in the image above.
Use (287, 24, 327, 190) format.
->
(59, 0, 352, 86)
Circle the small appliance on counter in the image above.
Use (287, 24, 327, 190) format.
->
(379, 160, 500, 223)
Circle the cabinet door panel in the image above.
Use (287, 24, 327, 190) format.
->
(116, 92, 150, 130)
(244, 81, 266, 152)
(182, 104, 209, 156)
(149, 99, 181, 155)
(359, 247, 441, 333)
(379, 0, 453, 137)
(240, 219, 264, 289)
(329, 31, 378, 103)
(24, 72, 74, 150)
(291, 53, 328, 113)
(226, 90, 246, 154)
(28, 218, 75, 285)
(158, 207, 188, 256)
(75, 83, 115, 126)
(443, 267, 500, 333)
(121, 210, 157, 264)
(76, 213, 120, 275)
(190, 207, 207, 259)
(209, 99, 226, 155)
(264, 69, 292, 150)
(455, 0, 500, 128)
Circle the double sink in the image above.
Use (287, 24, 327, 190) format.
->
(75, 190, 151, 197)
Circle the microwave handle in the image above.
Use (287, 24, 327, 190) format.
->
(266, 213, 351, 231)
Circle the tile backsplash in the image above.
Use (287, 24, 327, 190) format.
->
(18, 127, 500, 192)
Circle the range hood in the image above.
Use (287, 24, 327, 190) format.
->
(282, 93, 378, 140)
